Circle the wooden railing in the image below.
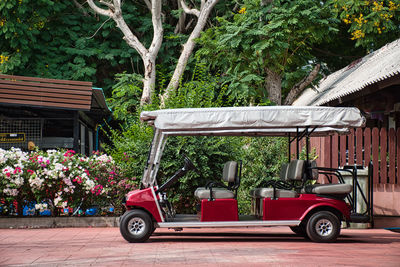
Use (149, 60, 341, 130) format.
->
(307, 128, 399, 185)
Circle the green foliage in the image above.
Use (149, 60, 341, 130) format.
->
(102, 119, 154, 183)
(197, 0, 338, 103)
(331, 0, 400, 49)
(105, 62, 241, 213)
(237, 137, 288, 214)
(0, 0, 185, 92)
(107, 73, 143, 122)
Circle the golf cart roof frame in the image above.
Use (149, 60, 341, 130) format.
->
(140, 106, 366, 187)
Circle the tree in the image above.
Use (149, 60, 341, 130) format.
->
(0, 0, 152, 91)
(87, 0, 220, 106)
(197, 0, 335, 105)
(331, 0, 400, 49)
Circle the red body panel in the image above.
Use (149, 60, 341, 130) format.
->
(201, 199, 239, 222)
(125, 188, 163, 222)
(263, 194, 351, 221)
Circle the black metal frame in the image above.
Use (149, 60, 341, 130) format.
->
(288, 126, 374, 225)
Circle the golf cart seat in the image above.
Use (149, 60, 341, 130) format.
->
(194, 161, 239, 200)
(301, 183, 352, 195)
(301, 161, 352, 195)
(250, 160, 305, 199)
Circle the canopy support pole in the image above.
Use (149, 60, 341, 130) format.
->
(288, 133, 291, 162)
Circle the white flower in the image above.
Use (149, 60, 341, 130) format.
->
(3, 188, 18, 196)
(29, 176, 44, 190)
(54, 196, 62, 206)
(54, 163, 64, 172)
(35, 203, 48, 212)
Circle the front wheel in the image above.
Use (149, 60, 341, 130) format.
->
(306, 211, 341, 243)
(120, 210, 154, 243)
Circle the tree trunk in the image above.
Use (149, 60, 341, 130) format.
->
(284, 63, 320, 105)
(87, 0, 163, 106)
(141, 56, 157, 105)
(265, 68, 282, 105)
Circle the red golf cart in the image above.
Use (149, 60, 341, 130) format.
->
(119, 106, 372, 243)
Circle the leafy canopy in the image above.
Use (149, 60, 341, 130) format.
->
(197, 0, 338, 103)
(331, 0, 400, 49)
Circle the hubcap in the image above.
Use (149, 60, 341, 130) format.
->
(128, 217, 146, 235)
(315, 219, 333, 236)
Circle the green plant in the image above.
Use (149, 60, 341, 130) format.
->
(105, 62, 241, 213)
(237, 137, 288, 214)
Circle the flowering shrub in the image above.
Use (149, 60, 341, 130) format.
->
(0, 148, 138, 216)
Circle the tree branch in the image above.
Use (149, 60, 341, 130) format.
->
(73, 0, 89, 16)
(143, 0, 152, 11)
(87, 0, 113, 17)
(180, 0, 200, 17)
(284, 63, 320, 105)
(99, 0, 114, 10)
(162, 0, 219, 107)
(148, 0, 163, 57)
(174, 0, 187, 34)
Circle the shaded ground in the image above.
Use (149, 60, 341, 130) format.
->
(0, 227, 399, 266)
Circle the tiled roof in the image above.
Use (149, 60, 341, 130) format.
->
(293, 38, 400, 106)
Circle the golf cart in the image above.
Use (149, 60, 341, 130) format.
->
(120, 106, 371, 243)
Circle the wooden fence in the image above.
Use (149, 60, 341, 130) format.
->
(305, 128, 399, 185)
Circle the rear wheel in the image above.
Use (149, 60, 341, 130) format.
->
(120, 210, 153, 243)
(306, 211, 341, 243)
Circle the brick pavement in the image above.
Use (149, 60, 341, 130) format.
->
(0, 227, 399, 266)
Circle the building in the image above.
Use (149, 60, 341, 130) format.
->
(294, 38, 400, 228)
(0, 74, 111, 154)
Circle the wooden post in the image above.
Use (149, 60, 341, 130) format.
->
(364, 128, 371, 166)
(340, 135, 347, 167)
(372, 128, 380, 184)
(356, 128, 363, 166)
(73, 111, 79, 153)
(348, 129, 355, 165)
(388, 128, 395, 184)
(397, 128, 400, 185)
(380, 128, 387, 184)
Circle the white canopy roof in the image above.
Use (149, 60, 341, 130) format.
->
(140, 106, 365, 136)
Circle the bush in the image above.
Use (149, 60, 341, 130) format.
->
(238, 137, 288, 214)
(0, 148, 135, 216)
(105, 62, 243, 213)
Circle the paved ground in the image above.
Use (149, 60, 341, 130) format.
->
(0, 227, 399, 266)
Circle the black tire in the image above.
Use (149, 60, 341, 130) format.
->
(120, 210, 154, 243)
(306, 211, 341, 243)
(290, 225, 307, 237)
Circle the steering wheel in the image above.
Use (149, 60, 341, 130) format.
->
(182, 153, 200, 174)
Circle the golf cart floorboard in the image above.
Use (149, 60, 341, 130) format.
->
(157, 214, 300, 228)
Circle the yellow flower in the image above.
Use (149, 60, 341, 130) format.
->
(351, 29, 365, 40)
(0, 55, 9, 64)
(238, 7, 246, 14)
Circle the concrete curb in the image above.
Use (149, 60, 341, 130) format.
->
(0, 216, 120, 229)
